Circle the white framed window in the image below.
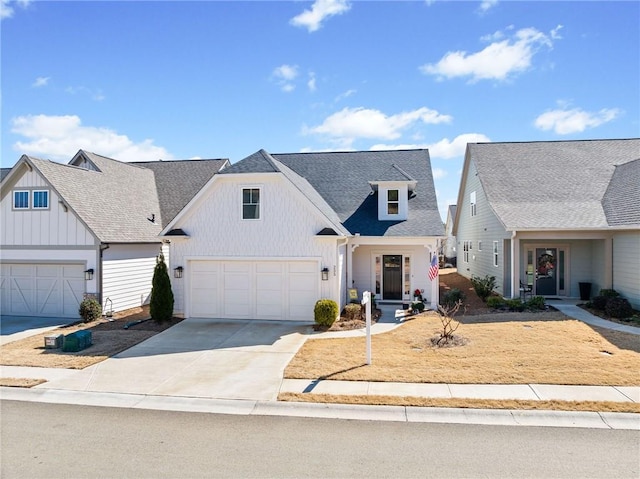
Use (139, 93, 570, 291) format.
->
(470, 191, 477, 217)
(478, 241, 482, 251)
(387, 189, 399, 215)
(242, 187, 260, 220)
(33, 190, 49, 209)
(463, 241, 470, 263)
(13, 190, 29, 209)
(493, 241, 499, 267)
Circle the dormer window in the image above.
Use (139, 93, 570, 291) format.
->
(387, 189, 399, 215)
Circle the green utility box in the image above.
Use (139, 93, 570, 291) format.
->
(62, 330, 92, 352)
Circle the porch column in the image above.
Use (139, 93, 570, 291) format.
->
(510, 232, 520, 299)
(429, 244, 438, 310)
(604, 236, 613, 289)
(347, 242, 359, 297)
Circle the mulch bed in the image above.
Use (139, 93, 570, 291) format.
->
(439, 271, 490, 315)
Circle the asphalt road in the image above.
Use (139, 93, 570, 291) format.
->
(2, 400, 638, 478)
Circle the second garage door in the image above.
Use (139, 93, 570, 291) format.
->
(0, 263, 85, 318)
(190, 260, 319, 321)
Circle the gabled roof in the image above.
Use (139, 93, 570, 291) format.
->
(446, 205, 457, 226)
(131, 158, 228, 227)
(25, 152, 164, 243)
(459, 138, 640, 230)
(222, 149, 443, 237)
(1, 168, 12, 182)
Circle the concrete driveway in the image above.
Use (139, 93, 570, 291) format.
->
(37, 318, 312, 401)
(1, 315, 74, 346)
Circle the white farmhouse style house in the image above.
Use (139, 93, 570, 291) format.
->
(0, 150, 228, 318)
(453, 138, 640, 308)
(162, 149, 445, 321)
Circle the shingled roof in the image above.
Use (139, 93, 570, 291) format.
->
(466, 139, 640, 230)
(602, 158, 640, 226)
(223, 149, 443, 237)
(3, 150, 228, 243)
(131, 158, 228, 227)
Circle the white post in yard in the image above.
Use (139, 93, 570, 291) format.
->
(362, 290, 372, 365)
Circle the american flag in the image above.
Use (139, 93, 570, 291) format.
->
(428, 255, 439, 281)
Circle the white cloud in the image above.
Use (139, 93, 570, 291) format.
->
(534, 106, 621, 134)
(420, 25, 561, 82)
(11, 114, 175, 162)
(307, 72, 317, 92)
(478, 0, 498, 13)
(272, 64, 299, 92)
(432, 168, 447, 179)
(1, 0, 30, 20)
(371, 133, 491, 159)
(65, 85, 105, 101)
(290, 0, 350, 33)
(32, 76, 50, 88)
(305, 106, 452, 148)
(334, 89, 356, 102)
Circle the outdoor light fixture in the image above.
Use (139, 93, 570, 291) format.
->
(321, 267, 329, 281)
(84, 268, 94, 281)
(174, 266, 184, 279)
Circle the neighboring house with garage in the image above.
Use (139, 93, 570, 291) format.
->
(453, 138, 640, 308)
(161, 149, 444, 321)
(0, 150, 228, 318)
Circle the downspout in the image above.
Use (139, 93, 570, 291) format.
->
(510, 231, 517, 299)
(99, 244, 110, 307)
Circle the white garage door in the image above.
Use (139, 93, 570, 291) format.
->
(190, 260, 319, 321)
(0, 263, 85, 318)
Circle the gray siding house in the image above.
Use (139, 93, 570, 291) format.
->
(453, 139, 640, 308)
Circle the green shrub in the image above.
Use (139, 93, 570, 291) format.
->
(470, 275, 496, 302)
(150, 253, 174, 323)
(442, 288, 465, 307)
(343, 303, 362, 321)
(505, 299, 525, 312)
(486, 296, 505, 309)
(411, 302, 425, 313)
(599, 289, 620, 298)
(314, 299, 338, 328)
(592, 295, 608, 310)
(79, 297, 101, 322)
(605, 297, 633, 319)
(526, 296, 546, 311)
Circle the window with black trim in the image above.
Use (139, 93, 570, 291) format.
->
(387, 189, 399, 215)
(242, 188, 260, 219)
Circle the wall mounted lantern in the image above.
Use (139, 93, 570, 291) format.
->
(174, 266, 184, 279)
(321, 267, 329, 281)
(84, 268, 94, 281)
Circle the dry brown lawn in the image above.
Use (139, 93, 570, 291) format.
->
(0, 306, 183, 369)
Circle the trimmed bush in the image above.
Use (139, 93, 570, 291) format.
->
(442, 288, 465, 307)
(343, 303, 362, 321)
(526, 296, 546, 311)
(599, 289, 620, 298)
(505, 299, 525, 312)
(605, 297, 633, 319)
(150, 253, 174, 323)
(79, 298, 101, 323)
(470, 275, 496, 302)
(486, 296, 505, 309)
(314, 299, 338, 328)
(592, 295, 609, 311)
(411, 302, 425, 313)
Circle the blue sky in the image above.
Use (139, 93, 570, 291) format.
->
(2, 0, 638, 220)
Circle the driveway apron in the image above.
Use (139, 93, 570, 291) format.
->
(37, 319, 312, 401)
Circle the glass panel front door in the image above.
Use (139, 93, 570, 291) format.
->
(382, 255, 402, 300)
(535, 248, 557, 296)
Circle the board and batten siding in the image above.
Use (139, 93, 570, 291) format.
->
(1, 169, 95, 246)
(455, 159, 511, 294)
(102, 244, 164, 313)
(613, 232, 640, 309)
(169, 174, 339, 315)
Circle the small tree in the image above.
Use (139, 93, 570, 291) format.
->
(150, 253, 174, 323)
(432, 300, 466, 347)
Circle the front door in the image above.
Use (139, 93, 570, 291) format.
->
(382, 255, 402, 300)
(535, 248, 557, 296)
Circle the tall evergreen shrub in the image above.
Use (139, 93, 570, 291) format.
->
(150, 253, 174, 323)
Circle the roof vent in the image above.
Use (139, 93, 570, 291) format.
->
(147, 214, 155, 224)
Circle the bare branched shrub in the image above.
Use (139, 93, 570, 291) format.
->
(432, 300, 467, 347)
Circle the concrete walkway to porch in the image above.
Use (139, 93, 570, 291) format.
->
(546, 298, 640, 336)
